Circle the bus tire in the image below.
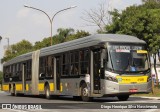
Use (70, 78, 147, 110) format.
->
(45, 85, 51, 99)
(81, 83, 92, 102)
(117, 95, 129, 101)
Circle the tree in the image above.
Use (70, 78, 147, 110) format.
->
(1, 40, 33, 62)
(11, 40, 33, 53)
(57, 28, 74, 43)
(34, 29, 90, 50)
(65, 30, 90, 41)
(34, 38, 50, 50)
(142, 0, 160, 3)
(81, 1, 112, 32)
(106, 2, 160, 86)
(1, 28, 90, 63)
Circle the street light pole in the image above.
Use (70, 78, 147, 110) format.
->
(0, 36, 10, 50)
(5, 38, 9, 49)
(24, 5, 77, 46)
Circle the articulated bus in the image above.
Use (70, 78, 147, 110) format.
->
(2, 34, 152, 101)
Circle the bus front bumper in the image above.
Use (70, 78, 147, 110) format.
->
(101, 80, 152, 96)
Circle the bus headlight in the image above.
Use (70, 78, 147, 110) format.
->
(105, 75, 118, 82)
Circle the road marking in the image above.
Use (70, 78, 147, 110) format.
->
(144, 109, 159, 112)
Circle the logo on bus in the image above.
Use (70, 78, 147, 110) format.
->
(117, 78, 122, 82)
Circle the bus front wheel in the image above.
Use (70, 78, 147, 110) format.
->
(81, 83, 92, 102)
(117, 95, 129, 101)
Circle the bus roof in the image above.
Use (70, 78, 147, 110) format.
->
(3, 34, 146, 66)
(40, 34, 145, 56)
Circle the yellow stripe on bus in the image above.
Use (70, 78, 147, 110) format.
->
(49, 83, 54, 91)
(116, 76, 148, 84)
(38, 83, 44, 91)
(2, 84, 9, 91)
(16, 84, 22, 91)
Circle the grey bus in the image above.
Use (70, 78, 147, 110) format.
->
(2, 34, 152, 101)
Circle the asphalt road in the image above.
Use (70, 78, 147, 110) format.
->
(0, 91, 160, 112)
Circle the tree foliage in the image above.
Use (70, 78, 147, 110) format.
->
(2, 40, 33, 62)
(34, 29, 90, 50)
(34, 37, 50, 50)
(56, 28, 74, 43)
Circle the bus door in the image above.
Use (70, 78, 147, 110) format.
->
(93, 50, 101, 94)
(22, 63, 27, 92)
(55, 56, 61, 91)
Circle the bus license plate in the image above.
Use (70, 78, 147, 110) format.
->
(129, 89, 137, 92)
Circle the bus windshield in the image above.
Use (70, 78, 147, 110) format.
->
(107, 44, 150, 73)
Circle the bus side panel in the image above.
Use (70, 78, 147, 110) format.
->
(59, 78, 84, 96)
(2, 83, 9, 92)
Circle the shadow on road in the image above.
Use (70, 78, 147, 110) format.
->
(6, 93, 151, 103)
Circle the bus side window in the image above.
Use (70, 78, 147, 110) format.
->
(46, 56, 53, 78)
(70, 51, 79, 75)
(39, 57, 45, 78)
(70, 52, 74, 75)
(62, 53, 70, 76)
(80, 49, 89, 75)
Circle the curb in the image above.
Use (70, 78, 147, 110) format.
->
(131, 96, 160, 100)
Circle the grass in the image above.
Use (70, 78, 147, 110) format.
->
(133, 86, 160, 97)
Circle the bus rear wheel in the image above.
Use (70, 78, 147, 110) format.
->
(81, 83, 92, 102)
(45, 85, 51, 99)
(117, 95, 129, 101)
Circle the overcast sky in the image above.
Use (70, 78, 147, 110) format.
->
(0, 0, 142, 70)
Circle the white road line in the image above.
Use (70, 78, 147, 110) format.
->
(144, 109, 159, 112)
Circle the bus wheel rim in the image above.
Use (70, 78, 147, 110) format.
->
(82, 88, 88, 96)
